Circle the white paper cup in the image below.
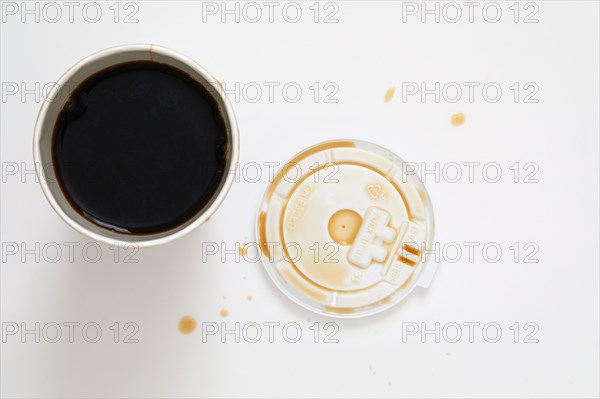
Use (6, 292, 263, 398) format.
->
(33, 44, 239, 247)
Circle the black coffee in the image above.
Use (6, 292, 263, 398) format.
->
(52, 61, 228, 235)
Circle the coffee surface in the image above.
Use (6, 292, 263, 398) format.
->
(52, 61, 228, 234)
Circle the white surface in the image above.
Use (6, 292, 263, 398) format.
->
(1, 1, 599, 398)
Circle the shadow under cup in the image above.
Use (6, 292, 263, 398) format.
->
(33, 45, 239, 247)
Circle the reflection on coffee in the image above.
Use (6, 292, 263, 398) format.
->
(52, 61, 228, 235)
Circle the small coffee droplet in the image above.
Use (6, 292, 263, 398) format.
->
(247, 295, 253, 301)
(178, 315, 197, 334)
(451, 112, 466, 126)
(384, 87, 395, 103)
(219, 308, 229, 318)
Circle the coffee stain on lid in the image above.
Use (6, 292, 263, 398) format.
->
(219, 308, 229, 318)
(282, 267, 327, 302)
(261, 141, 355, 205)
(384, 87, 395, 103)
(451, 112, 465, 126)
(258, 211, 270, 257)
(178, 315, 197, 334)
(324, 305, 355, 315)
(246, 295, 253, 301)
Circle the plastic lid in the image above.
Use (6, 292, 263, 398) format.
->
(257, 140, 436, 318)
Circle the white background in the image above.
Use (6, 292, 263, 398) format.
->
(1, 1, 599, 397)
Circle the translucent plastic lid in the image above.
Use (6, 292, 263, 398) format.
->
(257, 140, 436, 318)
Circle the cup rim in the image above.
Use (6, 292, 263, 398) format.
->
(33, 43, 239, 247)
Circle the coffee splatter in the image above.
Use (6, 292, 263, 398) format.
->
(219, 308, 229, 318)
(246, 295, 253, 301)
(384, 87, 395, 103)
(239, 243, 248, 257)
(451, 112, 465, 126)
(178, 315, 197, 334)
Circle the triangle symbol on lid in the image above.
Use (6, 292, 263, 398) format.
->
(367, 184, 382, 199)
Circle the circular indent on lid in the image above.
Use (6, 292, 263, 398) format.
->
(257, 140, 435, 318)
(328, 209, 362, 246)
